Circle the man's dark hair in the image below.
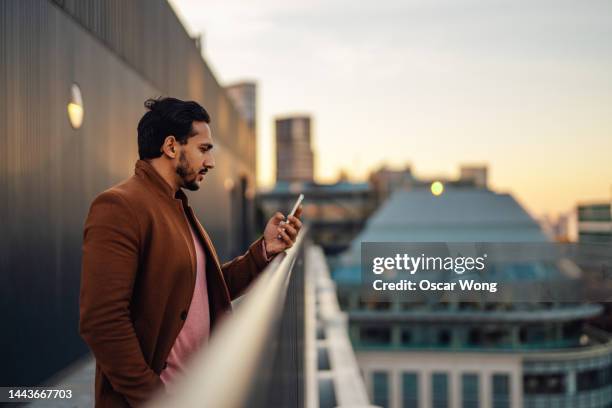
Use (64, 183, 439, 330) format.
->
(137, 97, 211, 160)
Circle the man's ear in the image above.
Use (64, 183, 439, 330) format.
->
(161, 135, 178, 158)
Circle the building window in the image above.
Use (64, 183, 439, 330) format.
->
(519, 325, 551, 345)
(359, 298, 392, 311)
(482, 328, 511, 347)
(360, 327, 391, 345)
(492, 374, 510, 408)
(461, 373, 479, 408)
(402, 372, 418, 408)
(432, 372, 450, 408)
(401, 329, 412, 345)
(576, 366, 609, 391)
(468, 328, 482, 346)
(523, 373, 565, 394)
(438, 329, 451, 346)
(373, 371, 390, 408)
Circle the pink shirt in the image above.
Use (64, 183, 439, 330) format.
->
(160, 222, 270, 391)
(160, 221, 210, 389)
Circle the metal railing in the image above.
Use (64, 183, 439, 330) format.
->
(148, 227, 309, 408)
(306, 245, 378, 408)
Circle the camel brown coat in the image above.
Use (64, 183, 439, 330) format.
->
(79, 160, 270, 407)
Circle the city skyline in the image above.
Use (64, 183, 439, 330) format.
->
(169, 0, 612, 218)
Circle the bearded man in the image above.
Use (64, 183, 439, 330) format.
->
(79, 97, 302, 407)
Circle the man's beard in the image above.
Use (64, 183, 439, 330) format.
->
(176, 151, 201, 191)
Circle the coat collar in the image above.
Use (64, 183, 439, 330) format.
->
(134, 159, 189, 204)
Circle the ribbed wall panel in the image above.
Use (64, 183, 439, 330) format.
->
(0, 0, 257, 386)
(49, 0, 254, 168)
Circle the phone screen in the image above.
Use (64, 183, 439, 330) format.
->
(288, 194, 304, 218)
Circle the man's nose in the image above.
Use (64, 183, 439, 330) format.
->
(206, 156, 215, 169)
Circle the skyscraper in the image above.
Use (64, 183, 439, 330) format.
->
(225, 81, 257, 129)
(275, 115, 314, 183)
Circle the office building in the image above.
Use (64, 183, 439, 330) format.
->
(276, 115, 315, 183)
(578, 202, 612, 244)
(334, 186, 612, 408)
(225, 81, 257, 129)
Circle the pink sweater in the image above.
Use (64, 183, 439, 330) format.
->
(160, 221, 270, 390)
(160, 221, 210, 389)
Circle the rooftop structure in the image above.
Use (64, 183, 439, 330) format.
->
(333, 185, 612, 407)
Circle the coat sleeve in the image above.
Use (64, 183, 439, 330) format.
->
(79, 190, 163, 407)
(221, 236, 272, 300)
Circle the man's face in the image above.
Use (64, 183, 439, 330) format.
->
(175, 121, 215, 191)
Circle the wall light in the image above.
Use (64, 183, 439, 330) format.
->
(431, 181, 444, 196)
(67, 83, 84, 129)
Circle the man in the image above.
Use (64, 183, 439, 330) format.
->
(79, 97, 302, 407)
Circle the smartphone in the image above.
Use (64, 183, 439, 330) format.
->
(287, 193, 304, 219)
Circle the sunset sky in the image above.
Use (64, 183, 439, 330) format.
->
(169, 0, 612, 218)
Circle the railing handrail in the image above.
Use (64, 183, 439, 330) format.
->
(148, 227, 309, 408)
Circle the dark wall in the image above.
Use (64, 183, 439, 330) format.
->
(0, 0, 257, 386)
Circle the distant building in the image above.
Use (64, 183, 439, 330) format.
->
(459, 164, 488, 189)
(369, 164, 488, 206)
(368, 164, 416, 205)
(262, 164, 491, 255)
(225, 81, 257, 129)
(578, 202, 612, 244)
(275, 116, 315, 183)
(334, 186, 612, 408)
(540, 213, 575, 243)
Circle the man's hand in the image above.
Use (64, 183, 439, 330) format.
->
(263, 205, 303, 258)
